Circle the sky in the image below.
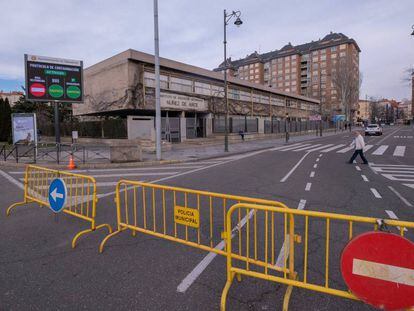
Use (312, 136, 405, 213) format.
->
(1, 0, 413, 100)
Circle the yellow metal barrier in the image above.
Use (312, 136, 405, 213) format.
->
(221, 203, 414, 311)
(6, 165, 112, 248)
(99, 180, 289, 264)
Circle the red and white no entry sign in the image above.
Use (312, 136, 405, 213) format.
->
(341, 231, 414, 310)
(29, 83, 46, 97)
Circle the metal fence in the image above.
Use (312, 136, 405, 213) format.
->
(0, 143, 111, 164)
(38, 119, 127, 139)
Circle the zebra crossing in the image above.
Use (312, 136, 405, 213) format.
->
(270, 142, 409, 157)
(370, 164, 414, 190)
(393, 136, 413, 139)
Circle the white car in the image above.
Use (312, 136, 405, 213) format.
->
(365, 124, 382, 136)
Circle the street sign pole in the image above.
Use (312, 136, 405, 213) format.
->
(153, 0, 162, 161)
(54, 101, 60, 144)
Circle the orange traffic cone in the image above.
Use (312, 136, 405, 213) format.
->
(67, 155, 76, 170)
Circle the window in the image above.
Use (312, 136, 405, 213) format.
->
(255, 74, 259, 79)
(320, 49, 326, 54)
(278, 70, 283, 74)
(250, 69, 254, 74)
(331, 53, 337, 59)
(312, 70, 318, 76)
(285, 88, 290, 92)
(312, 57, 318, 62)
(321, 55, 326, 61)
(331, 46, 337, 52)
(255, 63, 259, 67)
(285, 56, 290, 61)
(286, 68, 290, 74)
(291, 74, 296, 80)
(291, 80, 297, 86)
(320, 62, 326, 68)
(277, 58, 283, 63)
(291, 55, 297, 60)
(255, 68, 259, 73)
(291, 67, 297, 73)
(340, 51, 346, 57)
(340, 44, 347, 50)
(195, 81, 211, 96)
(312, 51, 318, 56)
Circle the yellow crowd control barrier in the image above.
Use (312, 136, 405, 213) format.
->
(7, 165, 112, 248)
(99, 180, 289, 256)
(221, 203, 414, 311)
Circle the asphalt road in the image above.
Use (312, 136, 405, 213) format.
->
(0, 125, 413, 310)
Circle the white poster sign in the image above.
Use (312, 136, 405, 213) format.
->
(160, 92, 207, 112)
(12, 113, 37, 145)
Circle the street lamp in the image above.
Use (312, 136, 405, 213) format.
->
(285, 112, 289, 143)
(223, 10, 242, 152)
(411, 24, 414, 36)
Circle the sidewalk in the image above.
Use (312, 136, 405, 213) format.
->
(0, 129, 349, 168)
(144, 129, 347, 162)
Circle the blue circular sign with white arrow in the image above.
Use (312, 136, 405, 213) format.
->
(48, 178, 67, 213)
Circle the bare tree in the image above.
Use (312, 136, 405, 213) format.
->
(331, 55, 361, 123)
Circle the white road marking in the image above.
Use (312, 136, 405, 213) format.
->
(387, 186, 413, 207)
(177, 209, 255, 293)
(0, 170, 25, 190)
(298, 199, 307, 210)
(280, 152, 311, 183)
(313, 164, 318, 169)
(403, 184, 414, 189)
(370, 188, 382, 198)
(310, 171, 315, 178)
(305, 182, 312, 191)
(316, 158, 320, 162)
(376, 128, 402, 144)
(321, 144, 346, 153)
(361, 175, 369, 182)
(352, 258, 414, 286)
(337, 146, 354, 153)
(355, 166, 361, 171)
(8, 166, 205, 175)
(393, 146, 406, 157)
(363, 145, 373, 152)
(292, 144, 322, 152)
(385, 210, 408, 232)
(372, 145, 388, 155)
(301, 144, 333, 152)
(381, 174, 414, 182)
(319, 154, 323, 157)
(280, 144, 311, 151)
(85, 172, 179, 178)
(269, 143, 303, 151)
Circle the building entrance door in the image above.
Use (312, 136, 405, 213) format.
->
(162, 115, 180, 143)
(186, 113, 206, 139)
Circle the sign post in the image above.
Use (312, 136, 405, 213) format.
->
(25, 54, 83, 145)
(341, 231, 414, 310)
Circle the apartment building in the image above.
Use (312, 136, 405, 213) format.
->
(215, 32, 360, 118)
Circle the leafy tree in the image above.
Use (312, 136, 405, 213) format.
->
(0, 98, 4, 140)
(2, 98, 12, 142)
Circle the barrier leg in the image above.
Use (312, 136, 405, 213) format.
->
(99, 229, 125, 253)
(283, 284, 294, 311)
(6, 201, 29, 216)
(72, 223, 113, 249)
(220, 272, 235, 311)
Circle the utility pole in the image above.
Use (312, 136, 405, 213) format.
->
(153, 0, 161, 160)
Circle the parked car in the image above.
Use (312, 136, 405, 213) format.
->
(365, 124, 383, 136)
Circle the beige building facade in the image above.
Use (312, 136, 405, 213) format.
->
(73, 49, 320, 142)
(0, 91, 23, 106)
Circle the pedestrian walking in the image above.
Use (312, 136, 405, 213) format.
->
(238, 130, 245, 141)
(348, 130, 368, 164)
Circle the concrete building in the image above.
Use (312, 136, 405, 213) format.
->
(215, 32, 360, 119)
(355, 99, 372, 124)
(0, 91, 23, 106)
(73, 49, 320, 143)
